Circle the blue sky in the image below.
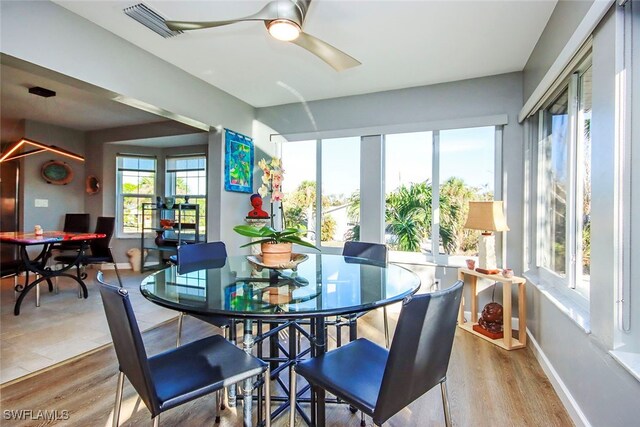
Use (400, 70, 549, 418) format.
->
(282, 126, 495, 198)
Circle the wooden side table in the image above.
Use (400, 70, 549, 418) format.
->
(457, 268, 527, 350)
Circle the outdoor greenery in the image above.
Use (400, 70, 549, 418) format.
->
(122, 175, 206, 234)
(383, 178, 491, 254)
(283, 180, 339, 242)
(282, 176, 491, 254)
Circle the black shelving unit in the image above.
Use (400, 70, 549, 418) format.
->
(140, 203, 200, 271)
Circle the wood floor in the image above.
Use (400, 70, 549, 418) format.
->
(0, 310, 573, 427)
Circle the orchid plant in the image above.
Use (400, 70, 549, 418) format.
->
(258, 157, 284, 202)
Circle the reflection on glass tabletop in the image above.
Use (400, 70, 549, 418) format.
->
(140, 254, 421, 319)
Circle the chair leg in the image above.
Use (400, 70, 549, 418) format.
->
(176, 312, 184, 347)
(110, 249, 124, 287)
(77, 265, 83, 298)
(288, 366, 296, 427)
(35, 279, 40, 307)
(440, 379, 452, 427)
(113, 371, 124, 427)
(214, 390, 221, 423)
(361, 412, 366, 426)
(152, 415, 159, 427)
(265, 366, 271, 427)
(13, 276, 18, 301)
(383, 307, 390, 348)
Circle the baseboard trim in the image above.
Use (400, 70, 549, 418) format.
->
(526, 329, 591, 427)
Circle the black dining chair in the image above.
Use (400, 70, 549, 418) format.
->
(339, 241, 390, 347)
(55, 216, 122, 290)
(97, 272, 270, 427)
(52, 213, 91, 251)
(290, 280, 463, 427)
(172, 241, 235, 348)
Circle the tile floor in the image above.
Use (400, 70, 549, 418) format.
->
(0, 267, 176, 384)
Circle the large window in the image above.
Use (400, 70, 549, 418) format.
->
(533, 57, 592, 302)
(384, 132, 433, 253)
(384, 127, 496, 264)
(116, 155, 156, 235)
(321, 137, 360, 247)
(281, 138, 360, 250)
(165, 155, 207, 235)
(282, 140, 316, 241)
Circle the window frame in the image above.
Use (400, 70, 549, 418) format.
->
(383, 125, 502, 266)
(165, 154, 207, 237)
(115, 155, 157, 238)
(530, 55, 593, 309)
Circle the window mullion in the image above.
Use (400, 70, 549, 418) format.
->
(315, 139, 322, 243)
(432, 131, 440, 262)
(567, 73, 579, 289)
(536, 110, 546, 268)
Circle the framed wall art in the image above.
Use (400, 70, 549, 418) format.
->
(224, 129, 254, 193)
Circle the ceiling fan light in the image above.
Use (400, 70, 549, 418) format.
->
(267, 19, 300, 41)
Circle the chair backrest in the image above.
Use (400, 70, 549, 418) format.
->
(373, 280, 464, 425)
(97, 272, 160, 415)
(176, 241, 227, 265)
(90, 217, 115, 258)
(63, 213, 90, 233)
(342, 241, 388, 263)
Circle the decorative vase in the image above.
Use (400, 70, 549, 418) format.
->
(260, 242, 292, 266)
(155, 230, 165, 246)
(164, 197, 175, 209)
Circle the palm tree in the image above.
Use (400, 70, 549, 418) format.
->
(385, 182, 432, 252)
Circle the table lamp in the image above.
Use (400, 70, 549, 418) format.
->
(464, 201, 509, 272)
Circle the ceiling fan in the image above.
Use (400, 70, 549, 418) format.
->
(165, 0, 360, 72)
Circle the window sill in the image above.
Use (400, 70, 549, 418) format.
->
(523, 271, 591, 333)
(609, 350, 640, 383)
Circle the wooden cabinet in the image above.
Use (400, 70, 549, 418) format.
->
(457, 268, 527, 350)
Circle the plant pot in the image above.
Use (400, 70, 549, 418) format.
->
(260, 242, 292, 266)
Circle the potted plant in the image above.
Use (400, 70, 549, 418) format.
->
(233, 225, 318, 265)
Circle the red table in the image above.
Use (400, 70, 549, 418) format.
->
(0, 231, 106, 315)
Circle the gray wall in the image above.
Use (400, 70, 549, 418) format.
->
(0, 1, 254, 134)
(522, 0, 595, 101)
(523, 6, 640, 427)
(0, 0, 264, 259)
(20, 120, 85, 233)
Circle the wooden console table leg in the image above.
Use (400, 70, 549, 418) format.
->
(502, 281, 513, 350)
(457, 271, 465, 325)
(470, 276, 478, 323)
(518, 283, 527, 346)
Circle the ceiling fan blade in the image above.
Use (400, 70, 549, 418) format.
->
(166, 2, 279, 31)
(292, 32, 361, 72)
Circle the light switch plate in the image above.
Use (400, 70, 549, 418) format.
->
(34, 199, 48, 207)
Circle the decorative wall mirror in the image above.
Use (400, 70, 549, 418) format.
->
(86, 175, 100, 194)
(41, 160, 73, 185)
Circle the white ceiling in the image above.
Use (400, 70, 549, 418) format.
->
(54, 0, 557, 108)
(0, 63, 167, 132)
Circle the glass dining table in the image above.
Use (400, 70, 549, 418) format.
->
(140, 253, 421, 426)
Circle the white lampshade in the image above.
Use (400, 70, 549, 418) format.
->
(464, 201, 509, 270)
(464, 201, 509, 233)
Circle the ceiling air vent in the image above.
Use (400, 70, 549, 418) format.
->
(123, 3, 183, 38)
